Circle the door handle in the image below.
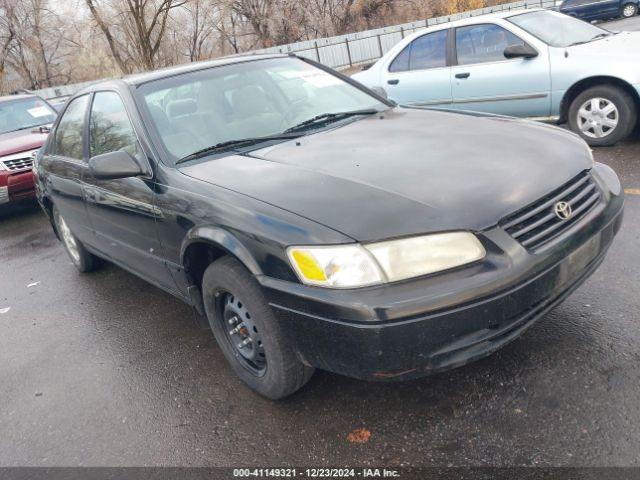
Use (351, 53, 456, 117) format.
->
(387, 79, 399, 85)
(455, 72, 470, 79)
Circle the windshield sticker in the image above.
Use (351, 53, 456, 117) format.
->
(27, 106, 51, 118)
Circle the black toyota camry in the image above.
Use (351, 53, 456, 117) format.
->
(34, 54, 624, 399)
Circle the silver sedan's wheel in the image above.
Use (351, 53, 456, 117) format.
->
(577, 98, 619, 139)
(57, 213, 81, 264)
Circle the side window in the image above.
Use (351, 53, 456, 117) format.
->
(388, 30, 447, 72)
(389, 44, 411, 72)
(408, 30, 447, 70)
(89, 91, 143, 161)
(455, 24, 526, 65)
(53, 95, 89, 160)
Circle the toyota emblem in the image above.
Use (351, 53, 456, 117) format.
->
(554, 201, 573, 220)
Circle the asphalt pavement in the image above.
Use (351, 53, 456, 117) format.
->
(601, 13, 640, 31)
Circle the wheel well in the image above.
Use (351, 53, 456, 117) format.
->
(182, 241, 230, 290)
(560, 76, 640, 123)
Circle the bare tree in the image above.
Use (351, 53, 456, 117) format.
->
(178, 0, 221, 61)
(0, 0, 71, 90)
(84, 0, 187, 73)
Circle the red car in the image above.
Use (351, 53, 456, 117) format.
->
(0, 94, 56, 206)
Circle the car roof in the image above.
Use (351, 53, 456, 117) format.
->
(401, 8, 542, 39)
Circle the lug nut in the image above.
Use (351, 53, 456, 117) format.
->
(229, 322, 245, 335)
(227, 316, 239, 325)
(237, 338, 252, 349)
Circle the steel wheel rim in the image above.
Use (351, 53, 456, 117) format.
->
(58, 214, 80, 264)
(623, 4, 636, 16)
(577, 97, 619, 139)
(218, 291, 266, 376)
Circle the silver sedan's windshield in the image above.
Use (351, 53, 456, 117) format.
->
(508, 10, 611, 48)
(138, 57, 386, 161)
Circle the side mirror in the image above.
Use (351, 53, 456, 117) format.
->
(89, 150, 144, 180)
(371, 86, 388, 100)
(504, 44, 538, 59)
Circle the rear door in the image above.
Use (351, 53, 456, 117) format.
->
(449, 23, 551, 118)
(83, 90, 173, 289)
(380, 29, 452, 107)
(40, 94, 94, 244)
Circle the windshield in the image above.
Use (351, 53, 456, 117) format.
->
(508, 10, 610, 47)
(0, 97, 57, 135)
(137, 57, 386, 161)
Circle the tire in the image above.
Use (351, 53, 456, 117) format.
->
(52, 205, 98, 273)
(568, 85, 637, 147)
(621, 3, 638, 17)
(202, 256, 314, 399)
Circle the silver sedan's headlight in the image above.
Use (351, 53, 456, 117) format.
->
(287, 232, 486, 288)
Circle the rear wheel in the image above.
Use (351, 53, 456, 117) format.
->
(53, 205, 98, 273)
(568, 85, 636, 147)
(621, 3, 638, 17)
(202, 256, 314, 399)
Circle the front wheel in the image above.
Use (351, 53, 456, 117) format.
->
(567, 85, 636, 147)
(202, 256, 314, 399)
(53, 206, 98, 273)
(621, 3, 638, 17)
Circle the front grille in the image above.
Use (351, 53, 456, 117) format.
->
(2, 157, 33, 172)
(501, 171, 601, 250)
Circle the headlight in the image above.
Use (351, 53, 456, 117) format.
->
(287, 232, 485, 288)
(0, 162, 6, 171)
(365, 232, 486, 282)
(287, 244, 384, 288)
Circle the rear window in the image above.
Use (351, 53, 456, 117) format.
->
(388, 30, 448, 72)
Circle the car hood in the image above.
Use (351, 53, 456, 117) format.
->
(181, 108, 592, 242)
(567, 31, 640, 57)
(0, 128, 48, 157)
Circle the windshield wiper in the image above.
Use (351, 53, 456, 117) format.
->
(283, 109, 379, 133)
(567, 32, 610, 47)
(176, 133, 302, 165)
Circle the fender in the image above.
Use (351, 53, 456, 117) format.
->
(180, 225, 263, 276)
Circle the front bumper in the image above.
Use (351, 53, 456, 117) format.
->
(259, 167, 624, 381)
(0, 169, 36, 205)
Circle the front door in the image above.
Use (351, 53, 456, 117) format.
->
(82, 90, 173, 290)
(40, 94, 94, 244)
(381, 29, 452, 107)
(449, 23, 551, 118)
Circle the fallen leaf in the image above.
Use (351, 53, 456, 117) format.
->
(347, 428, 371, 444)
(0, 307, 10, 314)
(27, 282, 41, 288)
